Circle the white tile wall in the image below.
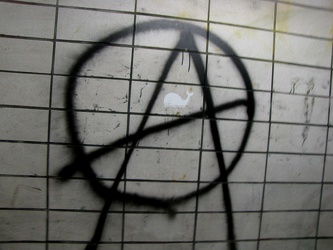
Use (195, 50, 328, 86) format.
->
(0, 38, 53, 73)
(58, 0, 135, 11)
(57, 8, 134, 43)
(273, 63, 331, 96)
(49, 211, 122, 241)
(259, 240, 315, 250)
(124, 213, 194, 241)
(0, 142, 47, 176)
(267, 154, 324, 182)
(0, 2, 55, 38)
(275, 33, 332, 67)
(210, 0, 275, 29)
(0, 210, 46, 241)
(209, 24, 274, 60)
(137, 0, 209, 20)
(260, 212, 317, 238)
(0, 72, 51, 107)
(276, 3, 333, 38)
(0, 0, 332, 249)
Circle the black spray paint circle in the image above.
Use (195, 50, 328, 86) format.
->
(63, 20, 255, 205)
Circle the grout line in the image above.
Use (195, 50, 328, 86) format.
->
(0, 138, 332, 156)
(0, 173, 331, 185)
(45, 1, 59, 249)
(257, 2, 278, 249)
(314, 29, 333, 250)
(0, 104, 332, 127)
(192, 0, 212, 248)
(1, 207, 333, 214)
(120, 1, 139, 248)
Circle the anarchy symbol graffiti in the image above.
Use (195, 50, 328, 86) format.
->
(58, 20, 255, 250)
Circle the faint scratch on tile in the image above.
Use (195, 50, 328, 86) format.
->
(11, 184, 41, 207)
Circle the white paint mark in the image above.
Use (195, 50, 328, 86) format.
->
(164, 90, 193, 108)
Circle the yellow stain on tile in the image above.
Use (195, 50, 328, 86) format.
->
(276, 4, 292, 33)
(178, 11, 190, 19)
(234, 30, 242, 39)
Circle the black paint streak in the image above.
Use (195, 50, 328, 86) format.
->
(58, 20, 255, 250)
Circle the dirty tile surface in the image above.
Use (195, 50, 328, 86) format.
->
(0, 0, 332, 250)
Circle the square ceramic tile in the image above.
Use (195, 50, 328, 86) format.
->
(259, 240, 315, 250)
(208, 87, 249, 122)
(133, 48, 205, 85)
(0, 177, 46, 208)
(49, 144, 126, 179)
(318, 212, 333, 237)
(52, 76, 129, 112)
(275, 33, 332, 67)
(0, 38, 53, 73)
(129, 115, 202, 149)
(49, 244, 122, 250)
(273, 63, 331, 96)
(200, 152, 266, 182)
(125, 181, 197, 211)
(269, 124, 327, 154)
(0, 72, 50, 107)
(324, 156, 333, 182)
(20, 0, 56, 3)
(272, 93, 329, 124)
(266, 154, 324, 182)
(0, 2, 55, 38)
(195, 242, 257, 250)
(209, 24, 273, 60)
(48, 144, 76, 176)
(263, 184, 321, 210)
(57, 8, 134, 43)
(127, 148, 199, 181)
(137, 0, 209, 20)
(196, 213, 260, 240)
(0, 142, 46, 176)
(210, 87, 270, 121)
(49, 179, 124, 211)
(130, 81, 203, 116)
(203, 120, 269, 152)
(0, 210, 46, 241)
(277, 3, 333, 38)
(198, 183, 263, 211)
(210, 0, 275, 30)
(0, 108, 48, 142)
(58, 0, 135, 11)
(50, 110, 127, 145)
(277, 0, 333, 9)
(49, 211, 122, 241)
(321, 184, 333, 210)
(135, 16, 207, 52)
(124, 243, 192, 250)
(124, 213, 194, 241)
(317, 239, 333, 250)
(207, 55, 272, 91)
(54, 42, 132, 77)
(0, 244, 45, 250)
(260, 212, 317, 238)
